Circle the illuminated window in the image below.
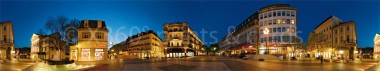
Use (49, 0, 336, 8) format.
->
(291, 28, 295, 33)
(81, 49, 91, 60)
(95, 49, 104, 60)
(291, 20, 295, 24)
(287, 27, 290, 32)
(282, 19, 286, 24)
(277, 19, 281, 24)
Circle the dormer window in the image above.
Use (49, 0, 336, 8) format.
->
(84, 23, 89, 27)
(97, 21, 102, 28)
(3, 26, 6, 31)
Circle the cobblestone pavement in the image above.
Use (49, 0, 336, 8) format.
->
(86, 56, 380, 71)
(4, 56, 379, 71)
(0, 60, 36, 71)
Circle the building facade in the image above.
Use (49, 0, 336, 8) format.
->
(118, 30, 164, 59)
(218, 4, 300, 58)
(163, 22, 204, 57)
(373, 34, 380, 59)
(218, 12, 259, 56)
(30, 33, 66, 60)
(308, 16, 358, 60)
(70, 20, 108, 62)
(258, 4, 300, 57)
(0, 21, 15, 60)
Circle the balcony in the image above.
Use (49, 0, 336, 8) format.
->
(0, 39, 14, 44)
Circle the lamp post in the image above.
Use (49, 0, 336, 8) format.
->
(263, 28, 269, 54)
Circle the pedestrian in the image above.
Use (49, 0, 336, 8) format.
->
(320, 55, 323, 64)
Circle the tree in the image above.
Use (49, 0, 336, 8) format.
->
(209, 43, 219, 55)
(44, 16, 80, 45)
(38, 16, 80, 60)
(37, 28, 46, 35)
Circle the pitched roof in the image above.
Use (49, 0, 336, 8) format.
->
(79, 20, 107, 29)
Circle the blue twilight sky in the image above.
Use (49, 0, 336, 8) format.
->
(0, 0, 379, 48)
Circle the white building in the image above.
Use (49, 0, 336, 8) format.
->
(258, 4, 300, 57)
(374, 34, 380, 58)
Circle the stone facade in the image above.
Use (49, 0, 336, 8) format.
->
(0, 21, 14, 60)
(163, 22, 204, 57)
(70, 20, 108, 62)
(308, 16, 358, 60)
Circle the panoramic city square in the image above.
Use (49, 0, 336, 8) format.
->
(1, 0, 380, 71)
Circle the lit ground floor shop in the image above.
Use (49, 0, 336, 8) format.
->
(164, 48, 195, 58)
(0, 45, 14, 60)
(307, 47, 358, 60)
(219, 44, 304, 59)
(70, 46, 108, 61)
(119, 50, 164, 59)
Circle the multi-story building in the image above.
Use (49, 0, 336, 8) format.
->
(258, 4, 300, 56)
(0, 21, 14, 60)
(308, 16, 357, 60)
(70, 20, 108, 62)
(163, 22, 204, 57)
(31, 32, 66, 60)
(218, 4, 300, 58)
(374, 34, 380, 59)
(218, 12, 259, 56)
(119, 30, 164, 59)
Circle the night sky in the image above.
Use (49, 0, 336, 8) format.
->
(0, 0, 379, 48)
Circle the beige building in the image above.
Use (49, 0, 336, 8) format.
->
(0, 21, 15, 60)
(308, 16, 358, 60)
(70, 20, 108, 62)
(118, 30, 164, 59)
(163, 22, 204, 57)
(31, 32, 66, 60)
(374, 34, 380, 59)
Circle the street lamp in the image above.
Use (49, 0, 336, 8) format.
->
(263, 28, 269, 54)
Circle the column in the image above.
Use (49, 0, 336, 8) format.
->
(185, 48, 187, 57)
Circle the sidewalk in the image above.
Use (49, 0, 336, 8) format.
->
(0, 59, 37, 71)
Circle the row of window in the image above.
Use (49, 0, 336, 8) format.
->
(130, 43, 160, 48)
(260, 27, 296, 34)
(259, 19, 295, 27)
(334, 35, 351, 43)
(82, 32, 105, 39)
(321, 25, 350, 33)
(260, 36, 297, 43)
(259, 10, 296, 19)
(317, 26, 351, 40)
